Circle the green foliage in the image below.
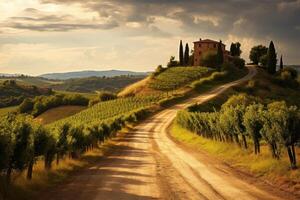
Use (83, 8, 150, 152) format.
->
(217, 41, 224, 70)
(19, 94, 89, 117)
(167, 56, 179, 68)
(49, 95, 163, 128)
(259, 54, 268, 67)
(200, 51, 218, 68)
(249, 45, 268, 65)
(176, 95, 300, 168)
(179, 40, 184, 66)
(267, 41, 277, 74)
(98, 91, 117, 102)
(18, 98, 34, 114)
(230, 42, 242, 57)
(230, 57, 245, 69)
(184, 43, 190, 66)
(0, 81, 52, 108)
(149, 67, 209, 91)
(280, 55, 283, 71)
(152, 65, 166, 77)
(51, 76, 144, 93)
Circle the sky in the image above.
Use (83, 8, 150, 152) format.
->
(0, 0, 299, 76)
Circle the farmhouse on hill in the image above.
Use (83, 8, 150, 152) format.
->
(193, 38, 230, 66)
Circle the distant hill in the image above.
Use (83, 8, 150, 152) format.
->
(51, 76, 145, 93)
(0, 80, 52, 108)
(39, 70, 149, 80)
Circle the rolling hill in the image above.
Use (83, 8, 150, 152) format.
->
(39, 70, 148, 80)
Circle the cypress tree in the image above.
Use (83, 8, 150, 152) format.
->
(184, 43, 189, 66)
(217, 40, 224, 70)
(267, 41, 277, 74)
(179, 40, 184, 66)
(230, 43, 235, 56)
(280, 55, 283, 71)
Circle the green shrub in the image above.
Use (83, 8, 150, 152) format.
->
(98, 92, 117, 102)
(231, 57, 245, 68)
(200, 51, 218, 68)
(18, 98, 34, 113)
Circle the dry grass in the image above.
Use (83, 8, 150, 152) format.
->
(117, 76, 158, 97)
(34, 105, 86, 125)
(170, 123, 300, 194)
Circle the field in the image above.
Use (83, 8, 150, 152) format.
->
(35, 106, 86, 125)
(171, 123, 300, 194)
(149, 66, 210, 91)
(0, 106, 17, 117)
(49, 94, 165, 128)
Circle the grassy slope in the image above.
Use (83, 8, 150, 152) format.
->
(118, 66, 210, 97)
(148, 66, 209, 91)
(171, 124, 300, 194)
(35, 106, 86, 125)
(0, 106, 18, 117)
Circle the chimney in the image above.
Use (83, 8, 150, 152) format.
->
(199, 38, 202, 41)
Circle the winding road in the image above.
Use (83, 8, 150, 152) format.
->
(42, 66, 297, 200)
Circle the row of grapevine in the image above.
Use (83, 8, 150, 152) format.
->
(0, 105, 150, 189)
(176, 94, 300, 169)
(49, 94, 165, 129)
(149, 67, 210, 91)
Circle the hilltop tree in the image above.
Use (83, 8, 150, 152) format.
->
(184, 43, 189, 66)
(280, 55, 283, 71)
(216, 40, 224, 71)
(179, 40, 184, 66)
(267, 41, 277, 74)
(230, 42, 242, 57)
(249, 45, 268, 65)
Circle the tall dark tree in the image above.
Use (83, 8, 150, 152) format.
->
(217, 40, 224, 71)
(184, 43, 189, 66)
(230, 43, 235, 56)
(267, 41, 277, 74)
(280, 55, 283, 71)
(179, 40, 184, 66)
(230, 42, 242, 57)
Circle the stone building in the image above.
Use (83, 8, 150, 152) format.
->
(193, 38, 229, 66)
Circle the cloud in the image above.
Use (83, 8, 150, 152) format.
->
(1, 7, 119, 32)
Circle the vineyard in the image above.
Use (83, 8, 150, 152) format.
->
(149, 66, 210, 91)
(176, 94, 300, 169)
(49, 94, 165, 128)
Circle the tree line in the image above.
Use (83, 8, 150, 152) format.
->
(176, 94, 300, 169)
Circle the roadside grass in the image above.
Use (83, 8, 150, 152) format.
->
(34, 105, 86, 125)
(170, 123, 300, 194)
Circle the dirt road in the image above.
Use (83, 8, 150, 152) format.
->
(42, 67, 297, 200)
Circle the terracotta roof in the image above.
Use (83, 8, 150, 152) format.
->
(193, 39, 224, 45)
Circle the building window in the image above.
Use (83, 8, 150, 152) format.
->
(199, 51, 201, 55)
(199, 44, 201, 47)
(214, 44, 216, 48)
